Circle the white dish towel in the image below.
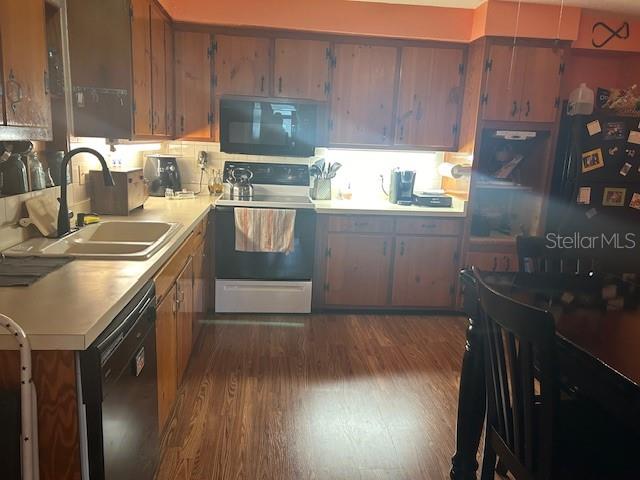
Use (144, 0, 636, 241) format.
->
(234, 208, 296, 253)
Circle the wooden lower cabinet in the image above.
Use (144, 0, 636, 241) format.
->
(325, 233, 393, 306)
(176, 256, 194, 383)
(192, 240, 207, 342)
(156, 284, 178, 430)
(392, 235, 459, 307)
(466, 251, 518, 272)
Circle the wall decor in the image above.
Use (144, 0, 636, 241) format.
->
(582, 148, 605, 173)
(603, 187, 627, 206)
(630, 193, 640, 210)
(592, 21, 630, 49)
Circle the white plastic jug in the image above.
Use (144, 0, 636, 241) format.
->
(567, 83, 594, 115)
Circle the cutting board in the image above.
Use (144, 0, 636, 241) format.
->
(24, 195, 59, 237)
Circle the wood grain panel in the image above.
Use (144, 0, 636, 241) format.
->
(520, 46, 564, 123)
(175, 31, 212, 139)
(131, 0, 152, 135)
(214, 35, 272, 96)
(457, 39, 485, 154)
(325, 233, 393, 306)
(176, 256, 194, 383)
(482, 44, 525, 122)
(156, 286, 178, 430)
(154, 232, 194, 303)
(192, 241, 206, 343)
(391, 235, 458, 307)
(0, 350, 81, 480)
(395, 217, 463, 236)
(396, 46, 464, 149)
(0, 0, 51, 129)
(164, 20, 175, 136)
(330, 43, 397, 146)
(274, 38, 330, 101)
(327, 215, 395, 234)
(150, 2, 167, 135)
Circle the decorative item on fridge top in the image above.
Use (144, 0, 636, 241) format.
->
(596, 85, 640, 116)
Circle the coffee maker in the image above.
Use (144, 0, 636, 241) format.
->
(144, 154, 182, 196)
(389, 169, 416, 205)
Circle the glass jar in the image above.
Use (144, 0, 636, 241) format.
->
(208, 169, 224, 195)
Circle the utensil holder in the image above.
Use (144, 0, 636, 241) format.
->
(311, 178, 331, 200)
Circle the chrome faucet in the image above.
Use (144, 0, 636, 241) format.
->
(57, 147, 114, 237)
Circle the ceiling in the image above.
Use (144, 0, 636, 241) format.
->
(351, 0, 640, 15)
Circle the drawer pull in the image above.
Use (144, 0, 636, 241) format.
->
(421, 224, 436, 229)
(354, 221, 369, 227)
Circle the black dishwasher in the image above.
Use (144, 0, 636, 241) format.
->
(80, 280, 159, 480)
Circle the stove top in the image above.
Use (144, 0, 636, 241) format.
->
(216, 193, 315, 209)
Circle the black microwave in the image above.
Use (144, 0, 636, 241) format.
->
(219, 97, 320, 157)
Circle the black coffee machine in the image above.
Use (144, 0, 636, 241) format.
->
(144, 154, 182, 196)
(389, 169, 416, 205)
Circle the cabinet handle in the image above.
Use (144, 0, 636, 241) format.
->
(510, 101, 518, 117)
(525, 100, 531, 117)
(492, 257, 498, 272)
(278, 76, 282, 93)
(505, 256, 511, 271)
(400, 241, 405, 256)
(399, 125, 404, 140)
(260, 76, 265, 92)
(7, 70, 23, 113)
(180, 115, 185, 133)
(382, 126, 387, 140)
(421, 223, 436, 230)
(354, 221, 369, 227)
(383, 241, 387, 256)
(43, 70, 49, 95)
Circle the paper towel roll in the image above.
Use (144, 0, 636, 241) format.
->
(438, 163, 472, 179)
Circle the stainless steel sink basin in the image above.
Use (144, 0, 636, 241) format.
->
(3, 221, 182, 260)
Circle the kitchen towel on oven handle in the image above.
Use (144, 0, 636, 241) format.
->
(234, 208, 297, 253)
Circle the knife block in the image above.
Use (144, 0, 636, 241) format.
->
(90, 168, 148, 215)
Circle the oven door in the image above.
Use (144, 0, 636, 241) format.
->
(215, 206, 316, 280)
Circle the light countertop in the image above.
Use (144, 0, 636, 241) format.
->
(0, 195, 215, 350)
(312, 196, 467, 216)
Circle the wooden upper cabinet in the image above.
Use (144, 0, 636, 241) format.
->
(0, 0, 51, 132)
(519, 46, 564, 123)
(482, 43, 563, 123)
(325, 233, 392, 306)
(130, 0, 152, 136)
(391, 236, 458, 307)
(330, 44, 397, 146)
(481, 44, 525, 122)
(164, 20, 175, 136)
(214, 35, 271, 96)
(175, 31, 213, 139)
(150, 3, 166, 135)
(395, 46, 464, 149)
(274, 38, 330, 101)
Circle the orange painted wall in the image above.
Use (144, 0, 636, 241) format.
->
(159, 0, 473, 43)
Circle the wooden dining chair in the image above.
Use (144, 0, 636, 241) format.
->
(473, 267, 639, 480)
(516, 235, 597, 274)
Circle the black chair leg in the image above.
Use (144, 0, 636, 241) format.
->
(480, 439, 496, 480)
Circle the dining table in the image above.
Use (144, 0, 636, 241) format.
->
(450, 268, 640, 480)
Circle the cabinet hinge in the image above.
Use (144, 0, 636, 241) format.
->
(480, 93, 489, 105)
(325, 247, 331, 257)
(559, 62, 565, 75)
(324, 82, 331, 95)
(554, 97, 560, 109)
(208, 112, 213, 124)
(326, 49, 336, 68)
(485, 58, 493, 72)
(129, 3, 133, 18)
(458, 63, 464, 76)
(452, 123, 459, 135)
(212, 75, 218, 88)
(328, 119, 334, 131)
(212, 41, 218, 53)
(207, 46, 213, 59)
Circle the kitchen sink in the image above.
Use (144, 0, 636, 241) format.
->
(3, 221, 182, 260)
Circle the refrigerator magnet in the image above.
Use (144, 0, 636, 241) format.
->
(581, 148, 605, 173)
(603, 187, 626, 206)
(585, 208, 598, 219)
(620, 162, 632, 176)
(627, 147, 637, 158)
(630, 193, 640, 210)
(587, 120, 602, 136)
(604, 121, 626, 140)
(577, 187, 591, 204)
(628, 130, 640, 144)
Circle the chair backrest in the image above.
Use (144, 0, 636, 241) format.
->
(516, 235, 596, 274)
(473, 267, 559, 480)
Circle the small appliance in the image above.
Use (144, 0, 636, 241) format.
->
(413, 191, 453, 208)
(389, 169, 416, 205)
(144, 154, 181, 196)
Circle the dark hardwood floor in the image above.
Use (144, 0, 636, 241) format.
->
(156, 314, 468, 480)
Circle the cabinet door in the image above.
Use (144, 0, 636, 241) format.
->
(392, 236, 458, 307)
(519, 47, 563, 123)
(164, 20, 175, 136)
(396, 46, 464, 149)
(481, 44, 526, 122)
(130, 0, 152, 135)
(175, 31, 212, 139)
(176, 256, 194, 383)
(214, 35, 271, 96)
(156, 286, 177, 430)
(274, 38, 330, 101)
(330, 44, 397, 146)
(192, 240, 207, 344)
(325, 233, 392, 306)
(150, 3, 166, 135)
(0, 0, 51, 129)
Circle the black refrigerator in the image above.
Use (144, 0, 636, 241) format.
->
(548, 110, 640, 271)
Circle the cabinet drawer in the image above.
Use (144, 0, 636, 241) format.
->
(327, 215, 394, 233)
(395, 217, 462, 236)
